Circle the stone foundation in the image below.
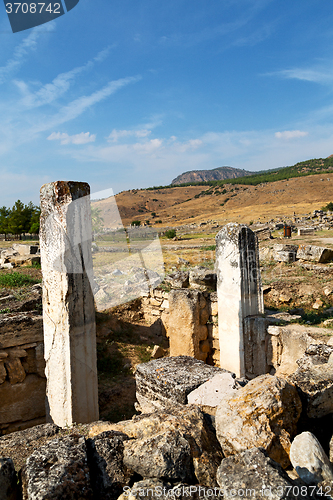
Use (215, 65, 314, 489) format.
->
(0, 313, 46, 435)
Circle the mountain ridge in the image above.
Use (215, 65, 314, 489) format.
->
(171, 166, 252, 185)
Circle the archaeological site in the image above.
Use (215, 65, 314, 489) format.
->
(2, 177, 333, 499)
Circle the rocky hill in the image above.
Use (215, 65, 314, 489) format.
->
(171, 166, 251, 185)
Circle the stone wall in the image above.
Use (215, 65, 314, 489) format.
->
(140, 288, 219, 366)
(0, 313, 46, 435)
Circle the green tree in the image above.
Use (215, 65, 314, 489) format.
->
(0, 206, 10, 239)
(27, 203, 41, 234)
(7, 200, 28, 239)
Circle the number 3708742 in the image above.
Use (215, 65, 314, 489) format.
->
(5, 3, 61, 14)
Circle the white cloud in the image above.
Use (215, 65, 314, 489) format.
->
(47, 132, 96, 145)
(14, 45, 115, 109)
(132, 138, 162, 152)
(107, 128, 151, 142)
(32, 76, 141, 133)
(275, 130, 308, 140)
(0, 25, 54, 84)
(266, 65, 333, 86)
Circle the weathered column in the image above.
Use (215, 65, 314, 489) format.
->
(40, 181, 99, 427)
(215, 223, 264, 377)
(167, 290, 209, 362)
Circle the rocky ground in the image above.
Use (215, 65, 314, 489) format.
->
(3, 228, 333, 425)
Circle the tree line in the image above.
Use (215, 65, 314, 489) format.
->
(0, 200, 41, 239)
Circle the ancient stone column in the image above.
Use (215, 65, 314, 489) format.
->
(215, 223, 264, 377)
(40, 181, 99, 427)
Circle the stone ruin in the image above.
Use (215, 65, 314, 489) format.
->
(2, 181, 333, 497)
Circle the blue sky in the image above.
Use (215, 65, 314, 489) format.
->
(1, 0, 333, 206)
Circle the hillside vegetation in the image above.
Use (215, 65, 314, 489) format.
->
(151, 156, 333, 190)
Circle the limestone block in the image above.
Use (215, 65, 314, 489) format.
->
(0, 362, 6, 384)
(0, 374, 46, 424)
(9, 255, 41, 267)
(21, 435, 93, 499)
(187, 372, 238, 407)
(189, 266, 216, 290)
(0, 313, 43, 349)
(212, 338, 220, 350)
(267, 325, 317, 377)
(0, 458, 18, 500)
(216, 223, 264, 377)
(160, 299, 169, 309)
(164, 271, 189, 288)
(40, 181, 99, 427)
(167, 289, 208, 359)
(89, 404, 223, 488)
(87, 430, 133, 499)
(151, 345, 164, 359)
(4, 357, 26, 384)
(210, 300, 218, 316)
(288, 345, 333, 418)
(217, 448, 296, 500)
(135, 356, 225, 413)
(153, 289, 164, 299)
(274, 250, 297, 263)
(254, 226, 271, 241)
(123, 430, 193, 482)
(297, 245, 333, 263)
(21, 348, 38, 374)
(290, 432, 333, 485)
(8, 348, 27, 357)
(298, 227, 315, 236)
(215, 374, 302, 468)
(149, 297, 162, 306)
(12, 243, 38, 255)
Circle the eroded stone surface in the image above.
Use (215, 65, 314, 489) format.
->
(187, 372, 240, 407)
(0, 375, 46, 426)
(288, 345, 333, 418)
(297, 245, 333, 263)
(215, 374, 302, 468)
(40, 181, 99, 427)
(87, 430, 133, 500)
(0, 458, 18, 500)
(21, 434, 93, 500)
(188, 266, 216, 290)
(166, 291, 209, 361)
(217, 448, 299, 500)
(89, 404, 223, 488)
(290, 432, 333, 485)
(135, 355, 225, 412)
(216, 223, 264, 377)
(123, 430, 193, 482)
(164, 271, 189, 289)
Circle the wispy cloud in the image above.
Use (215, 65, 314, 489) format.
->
(0, 25, 54, 84)
(14, 45, 114, 109)
(32, 76, 141, 133)
(275, 130, 308, 140)
(267, 66, 333, 86)
(107, 128, 151, 142)
(47, 131, 96, 145)
(158, 0, 274, 49)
